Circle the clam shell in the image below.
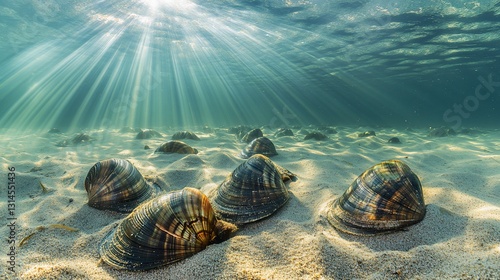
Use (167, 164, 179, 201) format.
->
(85, 159, 159, 212)
(99, 188, 237, 270)
(327, 160, 426, 235)
(240, 128, 263, 143)
(240, 137, 278, 159)
(304, 131, 327, 141)
(72, 133, 92, 144)
(209, 154, 297, 224)
(155, 140, 198, 154)
(172, 131, 200, 141)
(274, 128, 294, 137)
(135, 129, 162, 139)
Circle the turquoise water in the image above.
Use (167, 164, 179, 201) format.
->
(0, 0, 499, 131)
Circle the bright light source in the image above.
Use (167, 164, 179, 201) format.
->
(141, 0, 194, 11)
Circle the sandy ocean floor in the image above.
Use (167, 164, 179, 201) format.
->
(1, 126, 499, 279)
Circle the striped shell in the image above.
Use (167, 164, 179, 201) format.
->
(327, 160, 426, 235)
(84, 159, 159, 212)
(241, 137, 278, 159)
(99, 188, 237, 270)
(208, 154, 297, 224)
(172, 131, 200, 141)
(240, 128, 263, 143)
(136, 129, 162, 139)
(155, 140, 198, 154)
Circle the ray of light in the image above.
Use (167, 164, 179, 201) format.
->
(0, 0, 350, 133)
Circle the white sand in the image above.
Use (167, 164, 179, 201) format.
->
(1, 126, 499, 279)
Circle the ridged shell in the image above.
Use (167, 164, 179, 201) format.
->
(209, 154, 297, 224)
(155, 140, 198, 154)
(172, 131, 200, 141)
(240, 128, 263, 143)
(85, 159, 159, 212)
(135, 129, 162, 139)
(99, 188, 237, 270)
(327, 160, 426, 235)
(241, 137, 278, 159)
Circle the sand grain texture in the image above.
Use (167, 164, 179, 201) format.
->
(1, 127, 499, 279)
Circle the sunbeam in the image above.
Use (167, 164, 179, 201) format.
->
(1, 0, 499, 132)
(0, 0, 333, 132)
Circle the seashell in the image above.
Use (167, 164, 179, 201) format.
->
(304, 131, 327, 141)
(72, 133, 92, 144)
(155, 140, 198, 154)
(318, 126, 337, 134)
(274, 128, 294, 137)
(327, 160, 426, 235)
(120, 127, 141, 133)
(358, 130, 376, 137)
(228, 125, 251, 135)
(208, 154, 297, 224)
(297, 128, 310, 135)
(428, 126, 456, 137)
(55, 140, 70, 147)
(99, 187, 237, 270)
(172, 131, 200, 141)
(240, 137, 278, 159)
(240, 128, 263, 143)
(56, 133, 93, 147)
(135, 129, 162, 139)
(388, 137, 401, 144)
(85, 159, 159, 212)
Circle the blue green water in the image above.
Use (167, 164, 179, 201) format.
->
(0, 0, 499, 131)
